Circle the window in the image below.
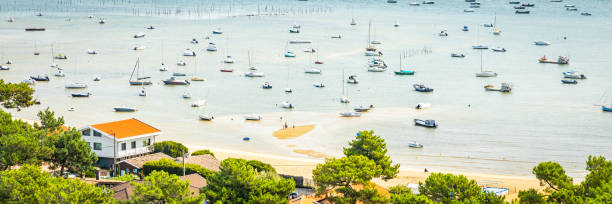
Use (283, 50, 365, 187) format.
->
(82, 129, 90, 136)
(93, 131, 102, 137)
(131, 141, 136, 149)
(143, 138, 151, 146)
(93, 143, 102, 150)
(148, 138, 151, 145)
(121, 143, 126, 151)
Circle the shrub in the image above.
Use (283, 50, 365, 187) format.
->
(191, 149, 215, 158)
(152, 141, 188, 158)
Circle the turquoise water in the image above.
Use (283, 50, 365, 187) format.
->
(1, 0, 611, 178)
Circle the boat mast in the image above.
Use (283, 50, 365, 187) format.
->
(493, 13, 497, 29)
(480, 50, 483, 72)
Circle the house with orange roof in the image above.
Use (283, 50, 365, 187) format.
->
(79, 118, 162, 169)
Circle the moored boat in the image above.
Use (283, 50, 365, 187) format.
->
(114, 107, 136, 112)
(65, 82, 87, 89)
(408, 141, 424, 148)
(133, 33, 145, 38)
(71, 93, 91, 97)
(163, 77, 190, 85)
(304, 68, 321, 74)
(484, 83, 512, 92)
(354, 105, 374, 112)
(538, 56, 569, 64)
(244, 115, 262, 121)
(339, 112, 362, 117)
(30, 75, 50, 81)
(534, 41, 550, 46)
(472, 45, 488, 49)
(515, 10, 530, 14)
(413, 84, 433, 92)
(451, 53, 465, 58)
(561, 79, 577, 84)
(562, 71, 586, 79)
(245, 72, 264, 77)
(414, 119, 437, 128)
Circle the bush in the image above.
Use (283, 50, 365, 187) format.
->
(191, 149, 215, 158)
(152, 141, 188, 158)
(141, 158, 215, 179)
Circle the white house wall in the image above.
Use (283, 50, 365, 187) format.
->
(80, 127, 157, 159)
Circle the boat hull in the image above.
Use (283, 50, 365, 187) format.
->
(394, 70, 415, 75)
(129, 81, 152, 85)
(114, 108, 136, 112)
(603, 106, 612, 112)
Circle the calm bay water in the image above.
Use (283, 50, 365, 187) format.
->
(1, 0, 611, 178)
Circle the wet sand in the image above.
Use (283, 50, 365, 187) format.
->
(273, 124, 315, 139)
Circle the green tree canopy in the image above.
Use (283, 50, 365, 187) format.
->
(0, 165, 113, 203)
(0, 79, 36, 110)
(532, 161, 573, 191)
(418, 173, 505, 204)
(46, 129, 98, 177)
(517, 188, 546, 204)
(191, 149, 215, 158)
(0, 110, 48, 170)
(246, 159, 276, 173)
(132, 170, 203, 203)
(203, 158, 295, 204)
(35, 107, 65, 132)
(343, 130, 399, 180)
(153, 141, 188, 158)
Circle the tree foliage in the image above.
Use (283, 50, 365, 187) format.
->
(153, 141, 188, 158)
(141, 158, 215, 179)
(0, 79, 36, 110)
(132, 170, 203, 203)
(532, 161, 572, 191)
(191, 149, 215, 158)
(343, 130, 399, 180)
(418, 173, 506, 204)
(35, 107, 65, 132)
(203, 158, 295, 204)
(246, 159, 276, 173)
(0, 110, 48, 170)
(517, 189, 546, 204)
(46, 129, 98, 177)
(0, 165, 113, 203)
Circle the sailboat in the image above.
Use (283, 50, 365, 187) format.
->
(315, 49, 324, 64)
(340, 68, 350, 103)
(129, 59, 152, 85)
(65, 58, 87, 89)
(472, 27, 488, 49)
(394, 55, 415, 75)
(371, 26, 381, 45)
(350, 8, 357, 26)
(475, 50, 497, 77)
(492, 14, 502, 35)
(50, 44, 58, 68)
(160, 42, 168, 71)
(33, 41, 40, 56)
(191, 56, 204, 81)
(603, 92, 612, 112)
(244, 51, 262, 77)
(199, 91, 214, 120)
(364, 20, 378, 56)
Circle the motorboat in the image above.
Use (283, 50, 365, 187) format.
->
(54, 54, 68, 59)
(245, 72, 264, 77)
(190, 38, 199, 44)
(561, 79, 577, 84)
(340, 96, 350, 103)
(493, 28, 502, 35)
(331, 35, 342, 39)
(470, 2, 481, 5)
(410, 2, 420, 6)
(522, 3, 534, 7)
(563, 71, 586, 79)
(224, 56, 235, 63)
(289, 28, 300, 33)
(199, 114, 214, 121)
(413, 84, 433, 92)
(284, 88, 293, 93)
(451, 53, 465, 58)
(304, 48, 316, 53)
(313, 83, 325, 88)
(476, 71, 498, 77)
(244, 115, 262, 121)
(133, 45, 145, 50)
(0, 65, 8, 70)
(289, 39, 312, 44)
(175, 61, 186, 67)
(7, 17, 14, 22)
(484, 83, 512, 92)
(212, 28, 223, 34)
(280, 101, 294, 109)
(492, 47, 506, 52)
(206, 43, 218, 51)
(368, 67, 386, 72)
(304, 68, 321, 74)
(114, 107, 137, 112)
(509, 1, 520, 4)
(354, 105, 374, 112)
(581, 12, 592, 16)
(422, 1, 435, 4)
(462, 26, 469, 31)
(515, 10, 530, 14)
(284, 51, 296, 58)
(315, 60, 324, 64)
(472, 45, 488, 49)
(394, 21, 400, 27)
(65, 82, 87, 89)
(534, 41, 550, 46)
(87, 49, 98, 54)
(339, 112, 362, 117)
(54, 70, 65, 77)
(470, 5, 480, 8)
(414, 119, 437, 128)
(71, 93, 91, 97)
(408, 141, 424, 148)
(538, 56, 569, 64)
(159, 63, 168, 71)
(163, 77, 190, 85)
(439, 30, 448, 36)
(182, 92, 192, 99)
(29, 75, 49, 81)
(133, 33, 145, 38)
(183, 49, 196, 56)
(346, 75, 358, 84)
(262, 82, 273, 89)
(395, 70, 415, 75)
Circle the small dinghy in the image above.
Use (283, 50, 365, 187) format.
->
(509, 1, 520, 4)
(566, 7, 578, 11)
(244, 115, 262, 121)
(262, 82, 273, 89)
(414, 119, 437, 128)
(304, 68, 321, 74)
(413, 84, 434, 92)
(183, 49, 196, 56)
(223, 56, 235, 63)
(561, 79, 577, 84)
(87, 49, 98, 54)
(492, 47, 506, 52)
(206, 43, 218, 51)
(114, 107, 137, 112)
(304, 48, 316, 53)
(368, 67, 386, 72)
(177, 60, 186, 66)
(71, 92, 91, 97)
(98, 18, 105, 24)
(475, 71, 498, 77)
(415, 103, 431, 109)
(483, 23, 493, 27)
(212, 28, 223, 34)
(190, 38, 199, 44)
(133, 33, 145, 38)
(339, 112, 362, 117)
(285, 51, 296, 58)
(451, 53, 465, 58)
(408, 141, 424, 148)
(521, 3, 535, 7)
(30, 75, 50, 81)
(484, 83, 512, 92)
(340, 96, 350, 103)
(313, 83, 325, 88)
(354, 105, 374, 112)
(199, 114, 214, 121)
(245, 72, 264, 77)
(422, 1, 435, 4)
(346, 75, 358, 84)
(280, 101, 295, 109)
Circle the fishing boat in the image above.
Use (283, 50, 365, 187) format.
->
(163, 77, 190, 85)
(285, 51, 296, 58)
(54, 54, 68, 59)
(472, 45, 488, 49)
(212, 28, 223, 34)
(562, 71, 586, 79)
(289, 39, 312, 44)
(262, 82, 273, 89)
(289, 28, 300, 33)
(114, 107, 136, 112)
(190, 38, 199, 44)
(581, 12, 592, 16)
(129, 59, 152, 85)
(515, 10, 530, 14)
(71, 93, 91, 97)
(199, 114, 214, 121)
(347, 75, 358, 84)
(451, 53, 466, 58)
(462, 26, 469, 31)
(304, 68, 321, 74)
(561, 79, 577, 84)
(223, 56, 235, 63)
(538, 56, 568, 64)
(339, 112, 362, 117)
(492, 47, 506, 52)
(177, 60, 186, 66)
(354, 105, 374, 112)
(65, 82, 87, 89)
(244, 115, 262, 121)
(414, 119, 437, 128)
(133, 33, 145, 38)
(183, 49, 196, 56)
(408, 141, 424, 148)
(313, 83, 325, 88)
(484, 83, 512, 92)
(534, 41, 550, 46)
(280, 101, 294, 109)
(206, 43, 218, 51)
(413, 84, 434, 92)
(30, 75, 50, 81)
(87, 49, 98, 54)
(245, 72, 264, 77)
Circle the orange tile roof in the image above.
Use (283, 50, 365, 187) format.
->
(90, 118, 160, 139)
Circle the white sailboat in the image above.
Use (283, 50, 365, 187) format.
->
(340, 68, 350, 103)
(65, 58, 87, 88)
(160, 43, 168, 71)
(492, 14, 502, 35)
(191, 56, 204, 81)
(475, 50, 497, 77)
